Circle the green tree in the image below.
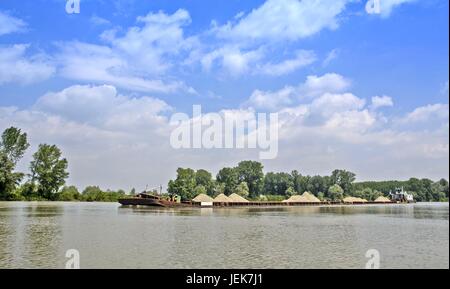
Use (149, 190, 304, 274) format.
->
(0, 127, 30, 200)
(57, 186, 81, 201)
(317, 192, 325, 201)
(285, 187, 297, 197)
(307, 175, 326, 196)
(263, 172, 293, 195)
(236, 182, 250, 198)
(0, 127, 30, 164)
(81, 186, 104, 202)
(328, 184, 344, 201)
(291, 170, 311, 194)
(330, 169, 356, 195)
(216, 167, 239, 195)
(194, 185, 207, 196)
(195, 169, 214, 195)
(213, 182, 226, 197)
(236, 161, 264, 197)
(0, 153, 24, 200)
(167, 168, 197, 201)
(29, 144, 69, 200)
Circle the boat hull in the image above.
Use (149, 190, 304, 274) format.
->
(119, 198, 396, 208)
(118, 197, 192, 207)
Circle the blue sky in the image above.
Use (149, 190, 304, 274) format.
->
(0, 0, 448, 190)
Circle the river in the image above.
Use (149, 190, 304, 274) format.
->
(0, 202, 448, 269)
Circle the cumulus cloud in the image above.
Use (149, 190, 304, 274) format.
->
(371, 95, 394, 109)
(34, 85, 171, 129)
(0, 11, 26, 36)
(199, 45, 265, 76)
(257, 50, 317, 76)
(300, 73, 351, 98)
(401, 103, 449, 124)
(57, 41, 194, 94)
(199, 0, 351, 76)
(104, 9, 196, 75)
(0, 44, 55, 85)
(243, 73, 352, 110)
(215, 0, 350, 43)
(245, 87, 296, 111)
(1, 78, 448, 190)
(56, 10, 197, 94)
(0, 84, 175, 190)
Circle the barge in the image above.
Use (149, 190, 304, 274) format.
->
(118, 192, 400, 208)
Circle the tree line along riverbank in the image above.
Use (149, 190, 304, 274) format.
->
(1, 127, 448, 202)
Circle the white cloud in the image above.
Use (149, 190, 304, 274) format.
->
(311, 92, 366, 116)
(0, 11, 26, 36)
(371, 95, 394, 109)
(216, 0, 350, 43)
(244, 87, 295, 111)
(322, 48, 340, 67)
(243, 73, 352, 110)
(90, 15, 111, 26)
(0, 44, 55, 85)
(56, 10, 198, 94)
(300, 73, 351, 98)
(197, 0, 353, 76)
(1, 79, 448, 190)
(257, 50, 317, 76)
(200, 46, 264, 76)
(57, 41, 193, 94)
(0, 85, 176, 190)
(34, 85, 171, 129)
(401, 103, 449, 124)
(378, 0, 417, 17)
(104, 9, 196, 75)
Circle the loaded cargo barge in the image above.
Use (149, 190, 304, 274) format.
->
(118, 192, 403, 208)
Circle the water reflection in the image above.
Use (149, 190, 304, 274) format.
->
(0, 203, 64, 268)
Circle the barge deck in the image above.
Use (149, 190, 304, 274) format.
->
(118, 193, 397, 208)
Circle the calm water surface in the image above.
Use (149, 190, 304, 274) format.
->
(0, 202, 448, 269)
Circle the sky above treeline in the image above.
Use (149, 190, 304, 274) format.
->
(0, 0, 448, 191)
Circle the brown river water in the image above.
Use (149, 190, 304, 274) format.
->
(0, 202, 448, 269)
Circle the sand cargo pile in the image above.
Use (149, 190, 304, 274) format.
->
(374, 196, 392, 203)
(343, 197, 368, 203)
(192, 194, 214, 203)
(282, 195, 309, 203)
(228, 193, 249, 202)
(213, 194, 233, 203)
(301, 192, 321, 202)
(283, 192, 321, 203)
